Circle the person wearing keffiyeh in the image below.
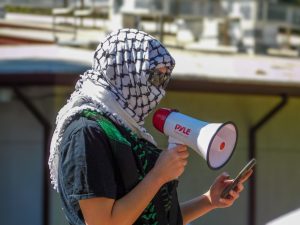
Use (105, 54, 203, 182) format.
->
(49, 28, 251, 225)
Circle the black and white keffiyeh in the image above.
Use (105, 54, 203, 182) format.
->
(49, 28, 175, 190)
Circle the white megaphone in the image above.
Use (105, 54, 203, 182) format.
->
(153, 108, 238, 169)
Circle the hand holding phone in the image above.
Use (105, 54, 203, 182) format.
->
(221, 158, 256, 199)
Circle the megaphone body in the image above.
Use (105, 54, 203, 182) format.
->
(153, 108, 238, 169)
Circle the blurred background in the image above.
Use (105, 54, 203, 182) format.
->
(0, 0, 300, 225)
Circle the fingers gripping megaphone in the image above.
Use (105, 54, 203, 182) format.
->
(152, 108, 238, 169)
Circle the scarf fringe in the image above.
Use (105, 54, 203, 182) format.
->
(49, 83, 156, 191)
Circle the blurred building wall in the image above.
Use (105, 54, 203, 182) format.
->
(0, 98, 43, 225)
(0, 88, 300, 225)
(3, 0, 108, 8)
(145, 91, 300, 225)
(0, 87, 54, 225)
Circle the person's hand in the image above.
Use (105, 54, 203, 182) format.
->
(151, 145, 189, 185)
(204, 170, 253, 209)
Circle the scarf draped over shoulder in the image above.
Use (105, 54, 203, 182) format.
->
(48, 28, 175, 190)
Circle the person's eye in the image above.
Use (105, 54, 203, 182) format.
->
(148, 69, 170, 89)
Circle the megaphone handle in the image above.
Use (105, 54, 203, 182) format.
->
(167, 136, 185, 150)
(167, 137, 185, 181)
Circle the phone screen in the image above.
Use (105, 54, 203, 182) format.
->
(221, 158, 256, 198)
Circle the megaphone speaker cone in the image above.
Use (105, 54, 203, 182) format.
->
(205, 122, 238, 169)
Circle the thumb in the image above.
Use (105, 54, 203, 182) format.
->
(216, 172, 230, 183)
(214, 172, 229, 184)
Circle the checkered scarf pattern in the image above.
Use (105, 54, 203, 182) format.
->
(49, 28, 175, 190)
(77, 28, 175, 124)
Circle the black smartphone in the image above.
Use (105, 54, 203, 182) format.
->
(221, 158, 256, 199)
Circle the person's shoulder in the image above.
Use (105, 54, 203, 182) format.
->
(65, 116, 98, 134)
(60, 115, 114, 156)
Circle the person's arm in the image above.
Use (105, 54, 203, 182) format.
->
(79, 145, 189, 225)
(180, 170, 253, 225)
